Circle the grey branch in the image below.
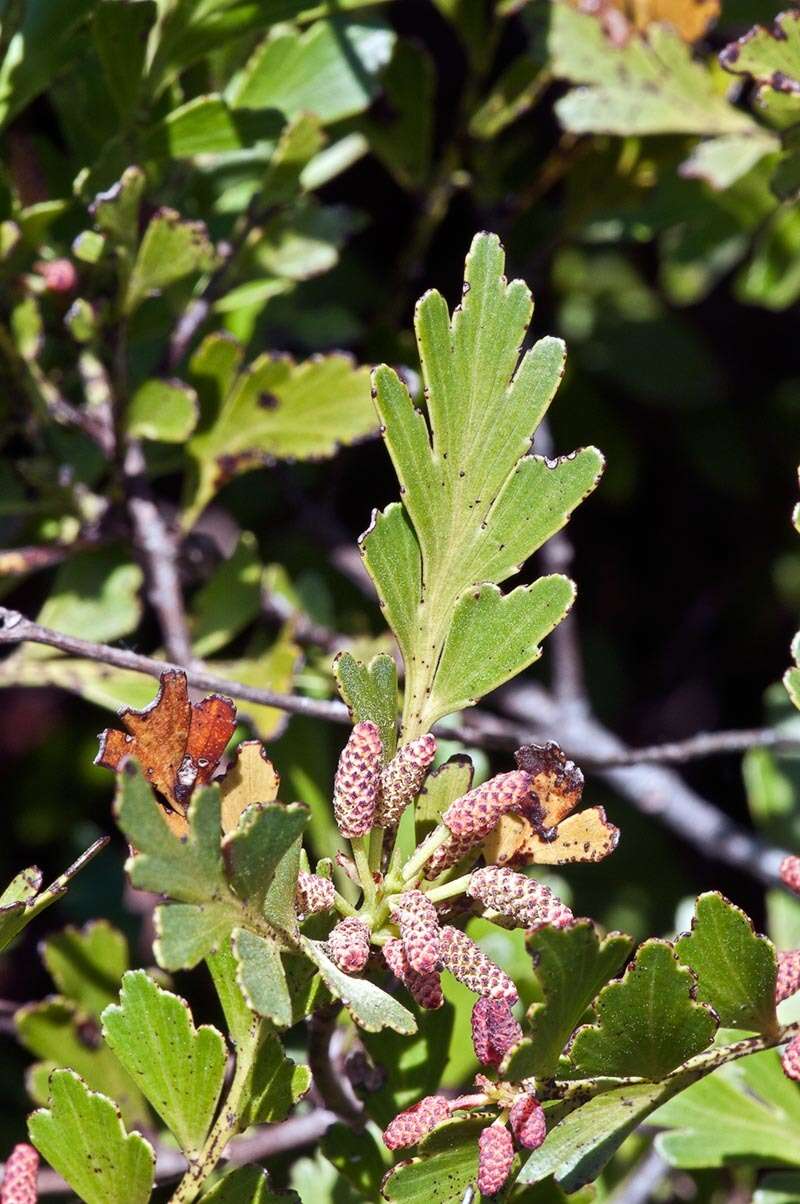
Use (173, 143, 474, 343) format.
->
(0, 607, 794, 887)
(122, 441, 194, 667)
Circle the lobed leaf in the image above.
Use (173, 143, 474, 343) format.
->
(202, 1165, 301, 1202)
(676, 892, 779, 1035)
(28, 1070, 155, 1204)
(102, 970, 227, 1157)
(567, 939, 718, 1080)
(333, 651, 398, 760)
(505, 921, 633, 1080)
(301, 936, 416, 1034)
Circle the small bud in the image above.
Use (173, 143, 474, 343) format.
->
(325, 916, 370, 974)
(377, 734, 437, 827)
(384, 1095, 449, 1149)
(444, 771, 534, 841)
(383, 937, 443, 1009)
(296, 872, 335, 920)
(509, 1094, 546, 1150)
(390, 889, 441, 974)
(35, 258, 77, 293)
(780, 856, 800, 896)
(440, 926, 518, 1003)
(333, 722, 383, 839)
(782, 1033, 800, 1081)
(478, 1122, 514, 1196)
(467, 866, 573, 930)
(1, 1143, 39, 1204)
(471, 997, 522, 1068)
(777, 950, 800, 1003)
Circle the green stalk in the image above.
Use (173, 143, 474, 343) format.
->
(424, 872, 472, 903)
(400, 823, 451, 882)
(169, 1015, 261, 1204)
(351, 835, 377, 911)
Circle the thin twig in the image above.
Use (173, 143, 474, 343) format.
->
(307, 1005, 364, 1126)
(498, 683, 792, 889)
(0, 608, 796, 887)
(122, 441, 194, 666)
(606, 1145, 670, 1204)
(0, 606, 349, 723)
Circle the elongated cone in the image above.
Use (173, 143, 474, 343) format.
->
(425, 771, 535, 878)
(467, 865, 573, 929)
(777, 950, 800, 1003)
(383, 1095, 450, 1149)
(333, 722, 382, 839)
(377, 735, 436, 827)
(296, 872, 335, 919)
(782, 1033, 800, 1081)
(325, 916, 370, 973)
(471, 997, 522, 1068)
(1, 1144, 38, 1204)
(383, 938, 443, 1009)
(478, 1123, 514, 1196)
(440, 925, 518, 1002)
(509, 1095, 546, 1150)
(781, 856, 800, 896)
(390, 889, 441, 974)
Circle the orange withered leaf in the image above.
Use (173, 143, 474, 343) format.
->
(483, 742, 619, 868)
(96, 671, 236, 827)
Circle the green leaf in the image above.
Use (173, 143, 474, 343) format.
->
(124, 209, 215, 314)
(16, 998, 149, 1129)
(184, 341, 377, 525)
(755, 1173, 800, 1204)
(42, 921, 129, 1017)
(333, 651, 398, 760)
(157, 901, 235, 972)
(0, 0, 96, 129)
(381, 1116, 490, 1203)
(126, 378, 199, 443)
(721, 10, 800, 93)
(427, 576, 576, 722)
(301, 936, 416, 1034)
(191, 532, 262, 657)
(676, 892, 779, 1035)
(551, 3, 758, 137)
(363, 40, 434, 190)
(102, 970, 227, 1156)
(143, 96, 283, 159)
(228, 19, 395, 125)
(0, 840, 108, 955)
(415, 756, 474, 831)
(117, 770, 227, 906)
(680, 131, 779, 191)
(322, 1122, 389, 1199)
(92, 1, 156, 117)
(29, 1070, 155, 1204)
(653, 1048, 800, 1169)
(33, 547, 143, 647)
(240, 1023, 311, 1127)
(360, 1002, 454, 1127)
(470, 53, 549, 140)
(91, 166, 145, 254)
(369, 232, 603, 736)
(202, 1165, 301, 1202)
(519, 1079, 683, 1192)
(233, 927, 293, 1028)
(567, 939, 717, 1080)
(262, 113, 326, 206)
(505, 921, 633, 1079)
(222, 802, 308, 920)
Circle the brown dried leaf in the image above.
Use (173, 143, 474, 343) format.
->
(218, 740, 280, 834)
(569, 0, 719, 44)
(484, 806, 619, 867)
(96, 671, 236, 826)
(515, 742, 584, 829)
